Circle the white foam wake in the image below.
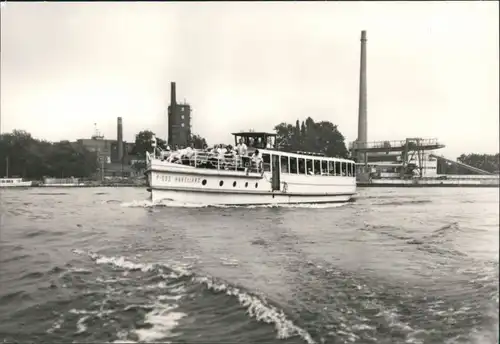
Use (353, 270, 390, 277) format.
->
(120, 198, 348, 209)
(133, 304, 186, 343)
(194, 276, 316, 344)
(73, 250, 316, 344)
(72, 250, 188, 343)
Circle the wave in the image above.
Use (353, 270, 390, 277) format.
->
(371, 199, 433, 206)
(120, 199, 348, 210)
(72, 249, 316, 344)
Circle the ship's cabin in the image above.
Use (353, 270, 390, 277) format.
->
(232, 132, 277, 151)
(230, 131, 355, 177)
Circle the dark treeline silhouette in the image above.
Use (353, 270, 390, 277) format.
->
(14, 125, 493, 179)
(274, 117, 349, 158)
(436, 153, 499, 175)
(457, 153, 499, 174)
(0, 129, 210, 179)
(0, 130, 98, 179)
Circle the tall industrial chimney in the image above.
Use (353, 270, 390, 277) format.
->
(357, 30, 368, 163)
(168, 82, 177, 147)
(117, 117, 123, 162)
(171, 82, 177, 110)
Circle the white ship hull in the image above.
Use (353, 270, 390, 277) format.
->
(149, 187, 353, 205)
(0, 179, 33, 188)
(146, 159, 356, 205)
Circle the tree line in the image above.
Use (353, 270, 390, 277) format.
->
(456, 153, 499, 174)
(0, 130, 98, 179)
(3, 126, 496, 180)
(274, 117, 349, 158)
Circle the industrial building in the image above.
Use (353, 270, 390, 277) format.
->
(349, 31, 498, 186)
(74, 80, 196, 179)
(167, 82, 192, 148)
(74, 118, 138, 178)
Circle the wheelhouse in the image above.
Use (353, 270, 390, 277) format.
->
(232, 131, 277, 150)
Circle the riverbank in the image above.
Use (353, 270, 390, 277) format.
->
(36, 184, 145, 188)
(28, 180, 147, 188)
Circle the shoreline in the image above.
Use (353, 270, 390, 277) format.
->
(1, 184, 146, 188)
(357, 183, 499, 188)
(3, 183, 499, 189)
(37, 185, 145, 188)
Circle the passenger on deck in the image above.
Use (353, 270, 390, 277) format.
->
(251, 149, 262, 160)
(236, 139, 248, 156)
(166, 150, 182, 163)
(214, 144, 223, 156)
(160, 146, 171, 161)
(217, 145, 225, 159)
(204, 146, 218, 168)
(178, 145, 195, 164)
(224, 145, 236, 159)
(251, 149, 263, 171)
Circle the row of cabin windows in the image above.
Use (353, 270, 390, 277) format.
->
(262, 154, 355, 177)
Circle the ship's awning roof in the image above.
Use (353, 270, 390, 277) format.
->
(231, 132, 277, 137)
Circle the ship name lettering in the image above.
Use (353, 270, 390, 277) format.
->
(157, 175, 172, 182)
(157, 174, 200, 184)
(174, 176, 201, 184)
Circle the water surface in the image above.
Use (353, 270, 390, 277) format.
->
(0, 187, 498, 343)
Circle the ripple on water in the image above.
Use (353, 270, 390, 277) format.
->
(0, 187, 497, 344)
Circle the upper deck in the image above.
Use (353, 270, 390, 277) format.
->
(232, 131, 353, 163)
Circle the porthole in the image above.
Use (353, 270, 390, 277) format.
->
(219, 180, 224, 187)
(202, 179, 207, 186)
(245, 182, 248, 188)
(233, 181, 237, 187)
(255, 183, 258, 188)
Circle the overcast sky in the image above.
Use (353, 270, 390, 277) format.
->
(1, 1, 498, 158)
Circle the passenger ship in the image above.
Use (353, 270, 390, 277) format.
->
(0, 178, 33, 188)
(145, 132, 357, 205)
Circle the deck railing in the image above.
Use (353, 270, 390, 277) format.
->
(153, 149, 265, 173)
